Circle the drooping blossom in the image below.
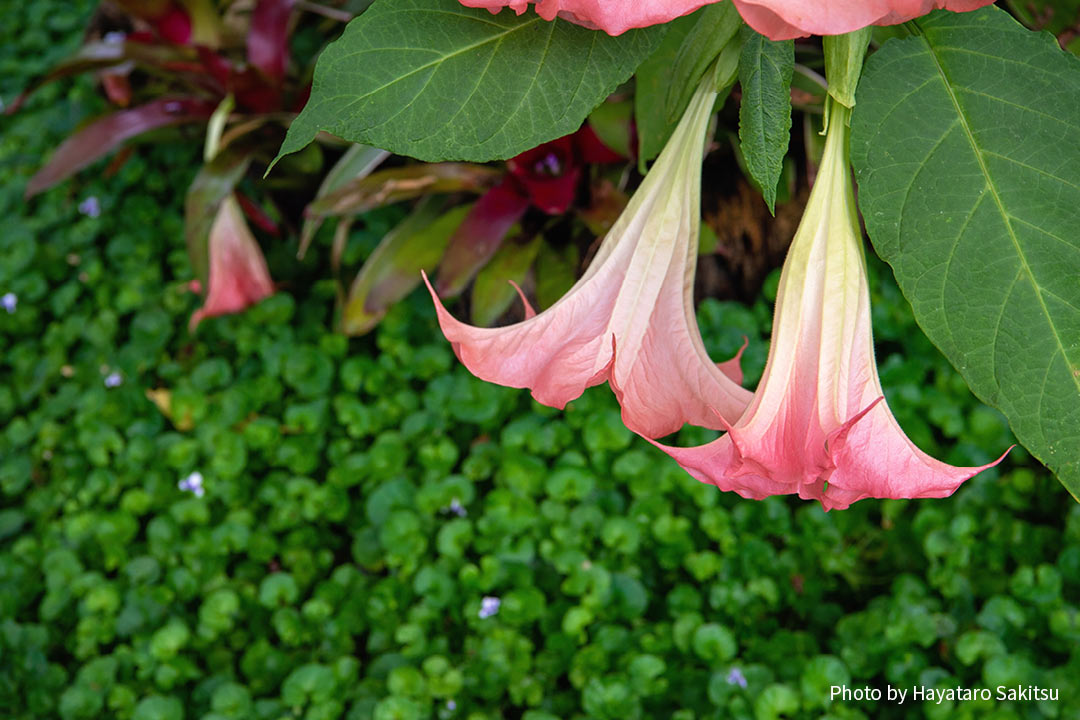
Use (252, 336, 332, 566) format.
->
(458, 0, 994, 40)
(425, 77, 751, 439)
(189, 195, 275, 331)
(652, 100, 1008, 511)
(457, 0, 715, 36)
(730, 0, 995, 40)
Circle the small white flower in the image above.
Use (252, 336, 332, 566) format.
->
(78, 196, 101, 218)
(478, 596, 501, 619)
(178, 471, 205, 497)
(1, 293, 16, 314)
(104, 372, 123, 388)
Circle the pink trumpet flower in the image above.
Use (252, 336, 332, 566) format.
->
(457, 0, 715, 36)
(425, 77, 752, 439)
(189, 195, 275, 331)
(731, 0, 996, 41)
(653, 100, 1009, 511)
(457, 0, 993, 39)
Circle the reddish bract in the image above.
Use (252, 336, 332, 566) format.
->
(190, 195, 276, 330)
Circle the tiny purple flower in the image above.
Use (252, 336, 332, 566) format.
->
(448, 498, 467, 517)
(103, 31, 127, 45)
(104, 372, 123, 388)
(1, 293, 16, 314)
(178, 471, 205, 498)
(446, 700, 457, 711)
(478, 596, 500, 619)
(78, 196, 101, 218)
(726, 667, 747, 688)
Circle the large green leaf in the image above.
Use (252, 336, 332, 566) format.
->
(634, 14, 695, 166)
(634, 5, 741, 167)
(851, 7, 1080, 498)
(737, 27, 793, 214)
(341, 201, 467, 336)
(272, 0, 661, 166)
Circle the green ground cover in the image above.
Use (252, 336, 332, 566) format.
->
(2, 4, 1079, 719)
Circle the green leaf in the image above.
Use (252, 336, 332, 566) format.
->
(737, 27, 793, 214)
(634, 15, 695, 165)
(534, 241, 579, 310)
(851, 6, 1080, 498)
(184, 150, 250, 284)
(342, 200, 467, 335)
(299, 144, 390, 258)
(664, 3, 741, 123)
(272, 0, 662, 166)
(470, 234, 541, 326)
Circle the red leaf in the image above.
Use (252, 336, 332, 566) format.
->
(26, 97, 216, 198)
(157, 4, 194, 44)
(236, 192, 281, 236)
(4, 40, 197, 116)
(435, 181, 530, 297)
(249, 0, 295, 82)
(575, 122, 626, 164)
(101, 73, 133, 107)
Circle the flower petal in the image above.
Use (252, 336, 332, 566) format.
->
(190, 195, 275, 330)
(654, 100, 1008, 509)
(426, 78, 751, 437)
(730, 0, 996, 40)
(458, 0, 720, 36)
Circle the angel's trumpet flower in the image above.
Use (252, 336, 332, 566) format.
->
(425, 76, 751, 438)
(654, 99, 1008, 510)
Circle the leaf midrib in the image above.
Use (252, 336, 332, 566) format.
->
(918, 23, 1080, 402)
(330, 14, 544, 110)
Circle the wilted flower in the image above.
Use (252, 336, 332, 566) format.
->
(189, 195, 275, 331)
(78, 196, 101, 218)
(653, 100, 1008, 510)
(1, 293, 16, 314)
(178, 471, 205, 497)
(104, 372, 123, 388)
(730, 0, 996, 40)
(478, 596, 501, 618)
(426, 77, 751, 439)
